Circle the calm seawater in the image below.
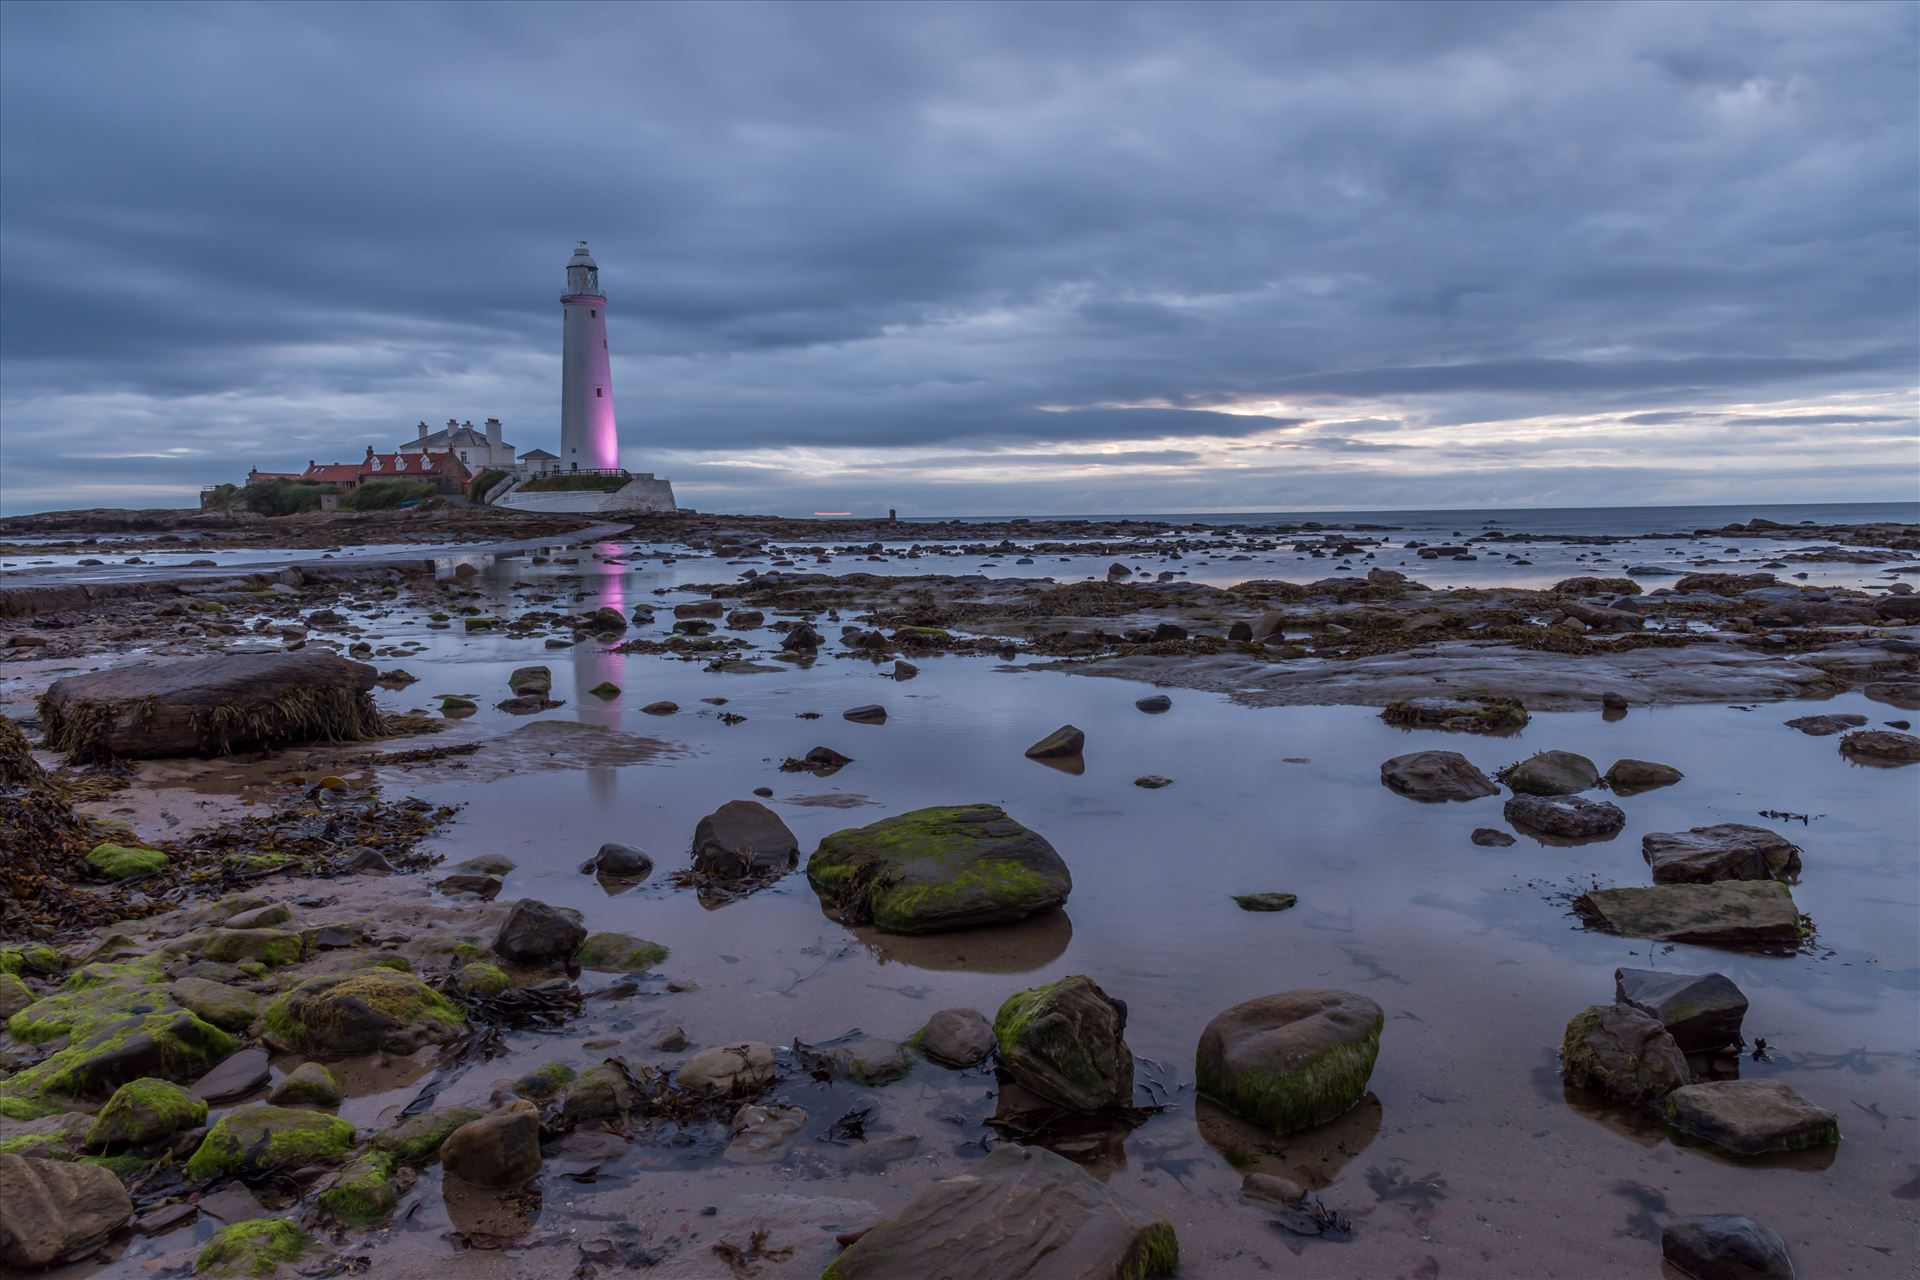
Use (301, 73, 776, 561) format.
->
(898, 500, 1920, 536)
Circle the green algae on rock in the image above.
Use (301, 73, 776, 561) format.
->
(992, 975, 1133, 1112)
(86, 1077, 206, 1148)
(806, 804, 1071, 933)
(1196, 989, 1383, 1134)
(575, 932, 669, 973)
(168, 976, 264, 1032)
(201, 928, 305, 968)
(184, 1105, 355, 1180)
(268, 1061, 342, 1108)
(456, 962, 512, 997)
(84, 842, 167, 879)
(511, 1061, 578, 1101)
(369, 1105, 486, 1165)
(317, 1150, 398, 1225)
(194, 1219, 315, 1277)
(1381, 695, 1529, 734)
(1561, 1004, 1688, 1104)
(3, 961, 237, 1103)
(262, 968, 465, 1056)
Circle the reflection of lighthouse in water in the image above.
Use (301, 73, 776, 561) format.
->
(572, 553, 627, 805)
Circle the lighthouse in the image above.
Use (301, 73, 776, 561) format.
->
(559, 241, 621, 472)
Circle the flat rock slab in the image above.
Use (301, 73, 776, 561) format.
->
(807, 804, 1071, 933)
(190, 1047, 272, 1102)
(1642, 824, 1801, 884)
(823, 1143, 1177, 1280)
(1575, 882, 1801, 949)
(1784, 713, 1864, 736)
(1662, 1215, 1796, 1280)
(1504, 793, 1625, 840)
(1615, 968, 1748, 1053)
(1665, 1079, 1839, 1156)
(1380, 751, 1498, 802)
(39, 651, 382, 762)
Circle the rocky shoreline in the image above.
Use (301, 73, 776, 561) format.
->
(0, 508, 1915, 1278)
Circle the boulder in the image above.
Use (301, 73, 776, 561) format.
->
(560, 1061, 648, 1124)
(317, 1151, 399, 1225)
(820, 1036, 914, 1085)
(507, 665, 551, 696)
(1662, 1215, 1796, 1280)
(1642, 825, 1801, 884)
(1839, 729, 1920, 764)
(1560, 1004, 1687, 1103)
(821, 1143, 1177, 1280)
(86, 1076, 207, 1148)
(575, 932, 667, 973)
(692, 800, 800, 878)
(1502, 750, 1601, 795)
(184, 1104, 355, 1179)
(369, 1104, 487, 1164)
(677, 1043, 775, 1096)
(1196, 989, 1382, 1133)
(38, 651, 383, 763)
(1024, 725, 1085, 759)
(917, 1008, 994, 1068)
(993, 976, 1133, 1113)
(491, 899, 587, 967)
(1135, 694, 1172, 713)
(269, 1062, 342, 1108)
(1379, 751, 1498, 801)
(807, 804, 1071, 933)
(1576, 883, 1801, 948)
(725, 1104, 806, 1164)
(1233, 892, 1297, 912)
(1783, 713, 1865, 736)
(1471, 828, 1516, 848)
(581, 841, 653, 878)
(0, 1154, 134, 1268)
(440, 1101, 542, 1188)
(194, 1220, 314, 1277)
(781, 623, 823, 653)
(1605, 759, 1684, 793)
(1504, 793, 1626, 839)
(168, 976, 263, 1032)
(842, 703, 887, 724)
(1614, 969, 1748, 1053)
(190, 1047, 271, 1103)
(262, 969, 466, 1055)
(1380, 696, 1528, 733)
(1665, 1080, 1839, 1157)
(1864, 679, 1920, 709)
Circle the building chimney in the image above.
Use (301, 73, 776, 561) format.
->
(417, 421, 428, 441)
(486, 418, 502, 453)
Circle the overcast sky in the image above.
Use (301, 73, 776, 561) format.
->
(2, 1, 1915, 516)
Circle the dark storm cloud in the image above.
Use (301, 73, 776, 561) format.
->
(1, 0, 1915, 513)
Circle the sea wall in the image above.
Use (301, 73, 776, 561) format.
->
(495, 476, 676, 515)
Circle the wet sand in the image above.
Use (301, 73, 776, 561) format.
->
(5, 517, 1918, 1280)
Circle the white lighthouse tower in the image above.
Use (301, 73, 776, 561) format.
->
(560, 241, 621, 472)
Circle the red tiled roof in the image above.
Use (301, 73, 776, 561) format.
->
(303, 464, 364, 483)
(302, 451, 469, 484)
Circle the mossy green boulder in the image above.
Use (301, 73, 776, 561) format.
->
(85, 842, 167, 879)
(168, 976, 263, 1032)
(369, 1104, 486, 1164)
(1561, 1004, 1688, 1104)
(807, 804, 1071, 933)
(263, 968, 465, 1055)
(0, 973, 36, 1021)
(184, 1104, 355, 1179)
(195, 1219, 315, 1276)
(457, 962, 512, 997)
(992, 976, 1133, 1112)
(511, 1061, 577, 1101)
(87, 1077, 206, 1148)
(2, 961, 237, 1103)
(820, 1143, 1176, 1280)
(268, 1062, 342, 1108)
(201, 929, 304, 968)
(317, 1151, 397, 1224)
(575, 932, 668, 973)
(0, 944, 63, 976)
(1195, 989, 1383, 1134)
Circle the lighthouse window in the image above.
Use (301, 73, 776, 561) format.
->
(590, 309, 597, 317)
(596, 388, 603, 397)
